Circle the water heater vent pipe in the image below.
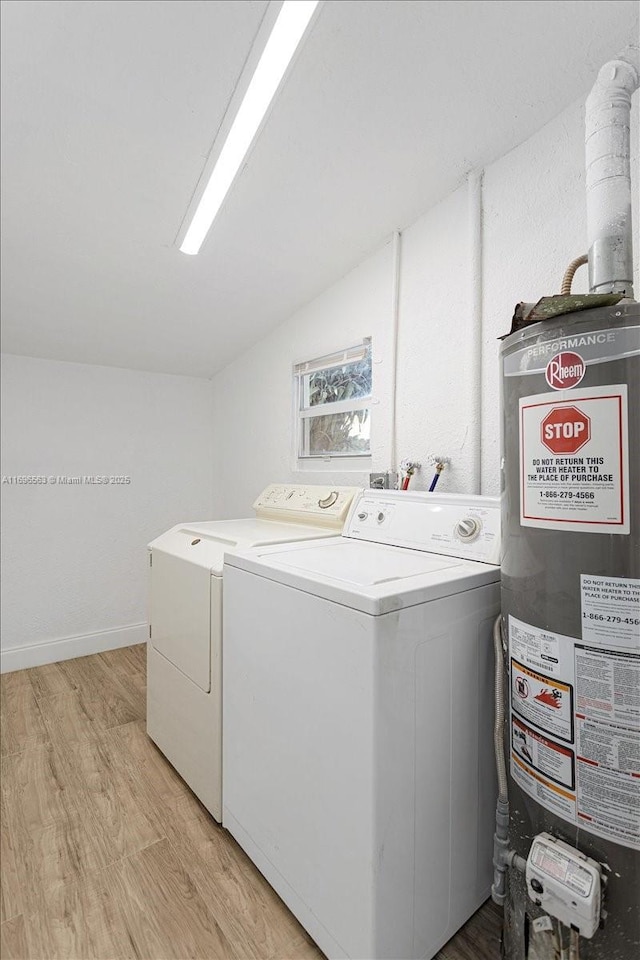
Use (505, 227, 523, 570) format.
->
(586, 55, 639, 296)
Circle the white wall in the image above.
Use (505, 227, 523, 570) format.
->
(2, 89, 637, 669)
(1, 355, 214, 669)
(481, 95, 639, 490)
(211, 241, 396, 517)
(211, 92, 639, 512)
(395, 185, 476, 492)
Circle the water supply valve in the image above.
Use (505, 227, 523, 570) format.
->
(525, 833, 603, 939)
(400, 459, 421, 491)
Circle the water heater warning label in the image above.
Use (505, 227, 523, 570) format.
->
(580, 575, 640, 649)
(511, 659, 574, 742)
(509, 617, 640, 851)
(512, 716, 575, 789)
(519, 384, 629, 534)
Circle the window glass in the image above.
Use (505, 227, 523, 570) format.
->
(295, 339, 372, 459)
(304, 409, 371, 456)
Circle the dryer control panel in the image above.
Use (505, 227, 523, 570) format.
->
(344, 490, 501, 564)
(253, 485, 361, 528)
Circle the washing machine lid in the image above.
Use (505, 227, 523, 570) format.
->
(225, 538, 500, 615)
(148, 518, 340, 575)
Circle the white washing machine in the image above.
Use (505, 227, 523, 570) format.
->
(223, 489, 501, 960)
(147, 484, 360, 822)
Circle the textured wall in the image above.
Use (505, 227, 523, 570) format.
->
(395, 185, 474, 492)
(481, 96, 639, 494)
(211, 242, 395, 518)
(0, 355, 214, 658)
(211, 93, 639, 511)
(2, 89, 637, 665)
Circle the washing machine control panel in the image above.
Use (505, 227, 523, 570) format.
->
(345, 490, 501, 564)
(253, 484, 362, 528)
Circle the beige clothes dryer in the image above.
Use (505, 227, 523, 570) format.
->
(146, 484, 360, 821)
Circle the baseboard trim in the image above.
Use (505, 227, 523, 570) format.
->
(0, 623, 148, 673)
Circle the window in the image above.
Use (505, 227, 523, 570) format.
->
(294, 339, 372, 459)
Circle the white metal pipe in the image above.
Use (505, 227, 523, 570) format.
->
(586, 55, 639, 295)
(468, 170, 483, 493)
(389, 230, 401, 475)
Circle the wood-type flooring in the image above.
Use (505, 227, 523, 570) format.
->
(0, 645, 502, 959)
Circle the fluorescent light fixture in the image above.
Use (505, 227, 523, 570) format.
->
(180, 0, 319, 256)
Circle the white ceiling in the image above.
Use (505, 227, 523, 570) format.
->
(1, 0, 638, 378)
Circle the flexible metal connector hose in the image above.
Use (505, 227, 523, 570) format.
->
(494, 614, 508, 801)
(492, 614, 528, 905)
(560, 254, 589, 296)
(492, 613, 511, 904)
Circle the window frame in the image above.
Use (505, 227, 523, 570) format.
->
(294, 338, 372, 461)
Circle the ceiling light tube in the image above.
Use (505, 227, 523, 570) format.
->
(180, 0, 319, 256)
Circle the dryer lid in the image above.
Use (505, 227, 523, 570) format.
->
(148, 518, 343, 574)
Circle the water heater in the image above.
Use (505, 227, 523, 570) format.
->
(499, 300, 639, 959)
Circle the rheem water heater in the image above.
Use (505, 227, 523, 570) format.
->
(499, 300, 639, 960)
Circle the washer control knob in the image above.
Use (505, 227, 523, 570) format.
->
(377, 511, 386, 523)
(318, 491, 339, 509)
(357, 512, 368, 521)
(456, 517, 481, 541)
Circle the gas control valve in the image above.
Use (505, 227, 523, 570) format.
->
(526, 833, 603, 939)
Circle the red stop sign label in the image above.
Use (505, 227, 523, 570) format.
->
(541, 406, 591, 454)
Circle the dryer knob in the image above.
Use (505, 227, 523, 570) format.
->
(318, 491, 339, 509)
(456, 517, 481, 542)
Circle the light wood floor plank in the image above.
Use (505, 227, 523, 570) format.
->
(107, 720, 186, 804)
(437, 900, 502, 959)
(12, 817, 113, 916)
(21, 858, 138, 960)
(0, 671, 31, 694)
(56, 655, 144, 723)
(98, 644, 146, 696)
(96, 648, 146, 716)
(92, 646, 147, 712)
(0, 914, 28, 960)
(1, 744, 114, 918)
(27, 662, 75, 701)
(0, 794, 23, 923)
(37, 692, 118, 745)
(1, 646, 503, 960)
(55, 650, 144, 717)
(55, 654, 116, 700)
(113, 838, 235, 960)
(1, 744, 75, 832)
(157, 791, 308, 959)
(56, 735, 163, 863)
(272, 932, 324, 960)
(0, 684, 49, 758)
